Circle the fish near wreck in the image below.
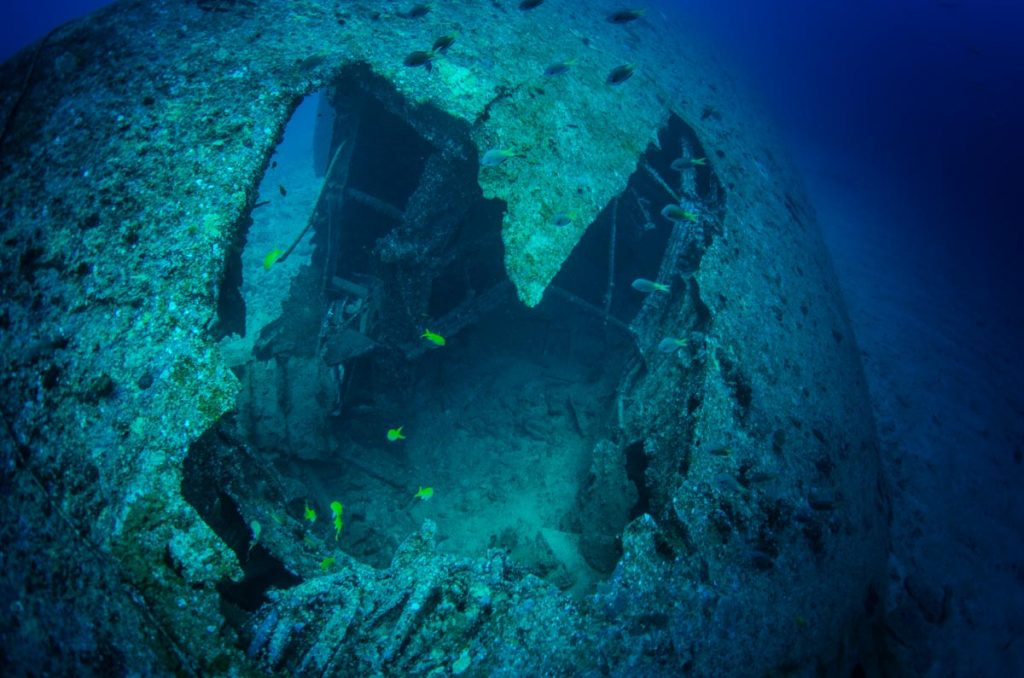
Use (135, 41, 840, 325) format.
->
(480, 148, 523, 167)
(544, 59, 577, 77)
(660, 204, 698, 223)
(400, 3, 431, 19)
(404, 50, 436, 68)
(607, 64, 635, 85)
(552, 211, 575, 227)
(432, 34, 456, 53)
(631, 278, 670, 293)
(657, 337, 688, 353)
(671, 156, 707, 171)
(608, 9, 646, 24)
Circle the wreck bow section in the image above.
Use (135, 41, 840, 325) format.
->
(0, 0, 886, 675)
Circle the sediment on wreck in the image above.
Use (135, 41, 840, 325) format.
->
(0, 0, 887, 674)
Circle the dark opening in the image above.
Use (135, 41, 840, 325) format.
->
(550, 112, 724, 326)
(426, 197, 507, 319)
(211, 211, 251, 341)
(182, 430, 302, 612)
(686, 276, 714, 334)
(625, 441, 651, 519)
(346, 104, 431, 209)
(326, 97, 435, 280)
(551, 192, 673, 324)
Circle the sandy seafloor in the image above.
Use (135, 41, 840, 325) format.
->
(804, 160, 1024, 674)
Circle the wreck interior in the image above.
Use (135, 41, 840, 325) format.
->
(199, 72, 725, 603)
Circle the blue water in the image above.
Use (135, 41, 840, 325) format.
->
(3, 0, 1022, 672)
(1, 0, 108, 61)
(677, 1, 1024, 282)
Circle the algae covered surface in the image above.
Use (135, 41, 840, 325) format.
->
(0, 1, 887, 675)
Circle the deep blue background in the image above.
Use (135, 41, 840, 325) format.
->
(668, 1, 1024, 290)
(2, 0, 108, 62)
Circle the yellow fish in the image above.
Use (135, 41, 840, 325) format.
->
(660, 205, 698, 223)
(387, 426, 406, 442)
(330, 500, 344, 541)
(303, 503, 317, 523)
(421, 329, 446, 346)
(263, 247, 284, 270)
(414, 486, 434, 501)
(320, 556, 336, 572)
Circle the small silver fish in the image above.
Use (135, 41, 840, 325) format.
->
(608, 9, 645, 24)
(480, 148, 520, 167)
(671, 156, 707, 171)
(404, 50, 436, 67)
(544, 60, 576, 76)
(403, 3, 430, 18)
(657, 337, 687, 353)
(631, 278, 669, 293)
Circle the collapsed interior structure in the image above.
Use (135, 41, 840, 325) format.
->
(203, 72, 727, 589)
(0, 1, 889, 674)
